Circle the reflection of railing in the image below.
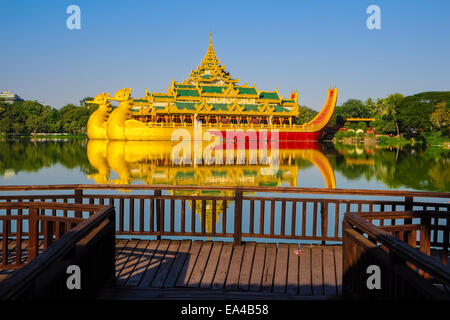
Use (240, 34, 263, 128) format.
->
(343, 211, 450, 299)
(0, 185, 448, 247)
(0, 201, 115, 299)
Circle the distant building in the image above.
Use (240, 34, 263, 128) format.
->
(0, 90, 24, 104)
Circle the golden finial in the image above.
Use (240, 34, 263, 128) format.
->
(209, 32, 212, 45)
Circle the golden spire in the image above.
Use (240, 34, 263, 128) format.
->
(203, 33, 218, 65)
(185, 34, 238, 85)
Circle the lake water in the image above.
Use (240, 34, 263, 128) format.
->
(0, 139, 448, 192)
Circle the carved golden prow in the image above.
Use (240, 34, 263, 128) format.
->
(86, 92, 111, 140)
(106, 88, 133, 140)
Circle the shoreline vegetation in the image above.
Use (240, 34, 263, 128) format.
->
(328, 91, 450, 148)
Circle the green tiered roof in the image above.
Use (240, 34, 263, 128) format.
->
(174, 102, 197, 110)
(259, 91, 280, 100)
(135, 34, 298, 117)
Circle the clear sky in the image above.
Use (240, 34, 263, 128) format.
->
(1, 0, 449, 110)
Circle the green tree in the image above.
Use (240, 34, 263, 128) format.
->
(380, 93, 404, 136)
(397, 91, 450, 133)
(296, 106, 318, 125)
(59, 104, 92, 134)
(430, 102, 449, 133)
(329, 99, 371, 126)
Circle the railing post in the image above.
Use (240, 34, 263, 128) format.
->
(155, 189, 162, 240)
(28, 208, 39, 261)
(233, 188, 243, 245)
(321, 202, 327, 244)
(74, 189, 83, 218)
(419, 215, 431, 278)
(43, 220, 54, 249)
(342, 218, 351, 297)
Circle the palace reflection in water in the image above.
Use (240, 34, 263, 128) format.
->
(86, 140, 336, 189)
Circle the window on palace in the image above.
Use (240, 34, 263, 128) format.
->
(251, 117, 259, 124)
(273, 118, 281, 125)
(240, 117, 248, 124)
(197, 116, 206, 123)
(157, 116, 166, 123)
(208, 116, 217, 124)
(230, 117, 238, 124)
(172, 115, 181, 123)
(184, 116, 193, 123)
(282, 118, 290, 125)
(260, 118, 268, 124)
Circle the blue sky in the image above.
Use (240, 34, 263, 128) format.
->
(1, 0, 449, 110)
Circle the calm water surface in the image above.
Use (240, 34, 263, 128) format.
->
(0, 139, 448, 192)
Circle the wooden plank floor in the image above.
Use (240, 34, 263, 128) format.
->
(101, 239, 343, 300)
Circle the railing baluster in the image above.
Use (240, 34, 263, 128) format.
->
(2, 217, 8, 267)
(222, 200, 227, 234)
(129, 198, 134, 233)
(44, 220, 54, 250)
(181, 199, 186, 234)
(201, 199, 206, 235)
(191, 199, 196, 234)
(291, 201, 296, 237)
(260, 200, 265, 235)
(313, 201, 318, 238)
(28, 208, 39, 261)
(171, 199, 175, 234)
(334, 202, 339, 238)
(16, 218, 22, 265)
(234, 189, 243, 245)
(249, 199, 254, 235)
(74, 189, 82, 218)
(302, 202, 306, 236)
(150, 198, 154, 232)
(119, 198, 124, 233)
(212, 199, 216, 235)
(140, 198, 144, 233)
(160, 195, 165, 234)
(321, 202, 328, 243)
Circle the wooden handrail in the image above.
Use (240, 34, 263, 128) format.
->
(0, 204, 115, 299)
(0, 202, 114, 270)
(344, 211, 450, 285)
(0, 184, 448, 198)
(0, 202, 106, 211)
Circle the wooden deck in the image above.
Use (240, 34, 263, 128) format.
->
(100, 239, 343, 300)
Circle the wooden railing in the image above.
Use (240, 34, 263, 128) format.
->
(0, 202, 105, 270)
(0, 201, 115, 299)
(343, 211, 450, 300)
(356, 210, 449, 266)
(0, 185, 448, 246)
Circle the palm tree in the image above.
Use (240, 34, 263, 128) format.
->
(381, 93, 404, 136)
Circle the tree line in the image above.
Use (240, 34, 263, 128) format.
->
(0, 97, 94, 135)
(329, 91, 450, 138)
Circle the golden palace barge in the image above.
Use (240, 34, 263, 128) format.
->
(87, 34, 337, 142)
